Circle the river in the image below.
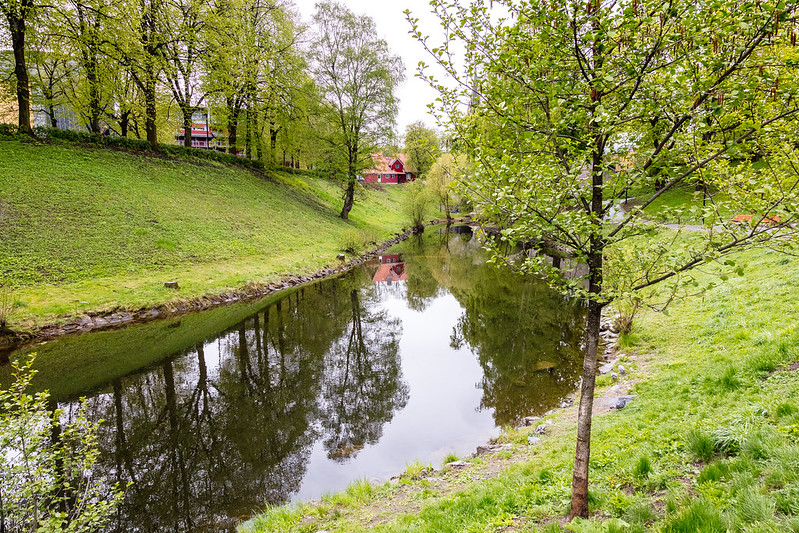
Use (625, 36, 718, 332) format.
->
(2, 226, 585, 531)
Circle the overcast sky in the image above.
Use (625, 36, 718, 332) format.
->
(290, 0, 443, 136)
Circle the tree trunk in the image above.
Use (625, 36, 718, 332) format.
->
(340, 178, 355, 220)
(144, 74, 158, 150)
(47, 102, 57, 128)
(341, 148, 358, 219)
(227, 99, 239, 155)
(119, 110, 130, 137)
(183, 107, 192, 148)
(570, 127, 606, 518)
(270, 123, 279, 163)
(86, 58, 102, 133)
(245, 106, 253, 159)
(8, 7, 33, 135)
(570, 297, 602, 518)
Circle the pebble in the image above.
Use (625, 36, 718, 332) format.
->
(527, 436, 542, 445)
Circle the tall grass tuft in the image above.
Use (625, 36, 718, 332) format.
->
(718, 366, 741, 391)
(698, 462, 730, 484)
(735, 487, 776, 523)
(775, 483, 799, 515)
(624, 501, 657, 524)
(663, 498, 726, 533)
(686, 428, 716, 462)
(633, 456, 652, 479)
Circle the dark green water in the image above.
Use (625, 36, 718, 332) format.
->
(3, 227, 585, 532)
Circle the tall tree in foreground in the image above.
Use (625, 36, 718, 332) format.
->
(1, 0, 35, 134)
(411, 0, 799, 518)
(311, 1, 402, 220)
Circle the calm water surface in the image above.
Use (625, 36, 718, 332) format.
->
(5, 227, 585, 531)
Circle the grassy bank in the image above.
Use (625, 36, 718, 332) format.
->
(0, 137, 408, 328)
(243, 246, 799, 532)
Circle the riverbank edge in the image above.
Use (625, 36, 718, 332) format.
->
(0, 224, 445, 353)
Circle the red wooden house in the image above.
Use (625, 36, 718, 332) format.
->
(363, 153, 417, 184)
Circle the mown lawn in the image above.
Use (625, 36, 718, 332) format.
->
(243, 246, 799, 532)
(0, 138, 408, 326)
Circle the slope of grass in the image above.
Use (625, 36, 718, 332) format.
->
(0, 138, 407, 326)
(243, 247, 799, 532)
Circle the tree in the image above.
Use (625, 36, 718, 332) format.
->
(0, 354, 124, 531)
(159, 0, 207, 147)
(113, 0, 165, 149)
(412, 0, 799, 518)
(1, 0, 35, 134)
(403, 121, 440, 177)
(427, 152, 470, 220)
(50, 0, 117, 133)
(311, 1, 403, 220)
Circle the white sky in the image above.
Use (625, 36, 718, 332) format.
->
(290, 0, 443, 136)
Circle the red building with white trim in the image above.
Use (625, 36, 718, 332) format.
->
(363, 153, 417, 184)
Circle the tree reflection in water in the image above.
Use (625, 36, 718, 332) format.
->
(321, 289, 408, 461)
(402, 227, 585, 426)
(75, 271, 407, 532)
(39, 227, 583, 532)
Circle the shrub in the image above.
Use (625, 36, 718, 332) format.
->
(0, 353, 124, 531)
(0, 123, 19, 137)
(613, 297, 642, 336)
(402, 180, 431, 232)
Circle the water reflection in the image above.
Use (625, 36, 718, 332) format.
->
(3, 226, 584, 532)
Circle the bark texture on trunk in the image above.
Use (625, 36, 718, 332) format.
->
(570, 297, 602, 518)
(183, 109, 192, 148)
(144, 75, 158, 150)
(340, 179, 355, 220)
(9, 8, 33, 134)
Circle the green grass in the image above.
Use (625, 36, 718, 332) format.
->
(0, 139, 408, 327)
(241, 247, 799, 532)
(626, 182, 736, 224)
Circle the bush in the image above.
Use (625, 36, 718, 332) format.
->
(402, 180, 431, 232)
(0, 123, 19, 137)
(0, 353, 124, 531)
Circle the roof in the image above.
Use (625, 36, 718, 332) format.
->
(372, 262, 408, 283)
(364, 153, 411, 174)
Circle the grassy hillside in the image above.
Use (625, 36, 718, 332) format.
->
(0, 138, 408, 327)
(244, 247, 799, 532)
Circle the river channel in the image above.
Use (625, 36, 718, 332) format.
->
(2, 226, 585, 532)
